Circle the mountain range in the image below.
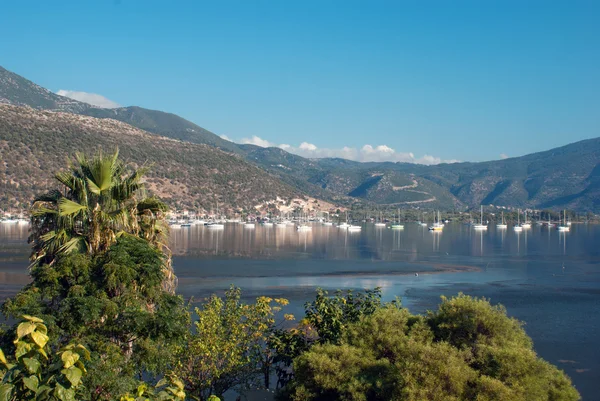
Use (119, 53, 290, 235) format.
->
(1, 65, 599, 213)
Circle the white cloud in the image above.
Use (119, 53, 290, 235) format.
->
(499, 153, 509, 159)
(299, 142, 318, 151)
(233, 136, 457, 165)
(220, 134, 232, 141)
(56, 89, 120, 108)
(240, 135, 275, 147)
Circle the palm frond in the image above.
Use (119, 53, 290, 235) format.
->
(58, 236, 87, 255)
(58, 198, 87, 216)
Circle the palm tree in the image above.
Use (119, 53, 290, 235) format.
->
(28, 149, 176, 292)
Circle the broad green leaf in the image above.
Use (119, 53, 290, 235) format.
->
(62, 366, 83, 387)
(15, 341, 33, 359)
(0, 383, 13, 401)
(54, 382, 76, 401)
(22, 315, 44, 323)
(35, 323, 48, 335)
(31, 331, 49, 348)
(61, 350, 80, 369)
(23, 375, 39, 392)
(22, 357, 41, 374)
(74, 344, 91, 360)
(16, 321, 36, 339)
(36, 384, 52, 398)
(75, 360, 87, 374)
(38, 347, 48, 360)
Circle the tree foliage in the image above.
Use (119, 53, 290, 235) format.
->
(2, 237, 189, 400)
(268, 288, 388, 389)
(176, 286, 291, 400)
(27, 149, 175, 292)
(0, 315, 90, 401)
(278, 294, 580, 401)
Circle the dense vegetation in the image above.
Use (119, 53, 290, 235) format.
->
(278, 294, 579, 401)
(0, 149, 581, 401)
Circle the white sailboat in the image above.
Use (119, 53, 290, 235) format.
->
(496, 211, 507, 229)
(207, 202, 225, 228)
(338, 211, 350, 229)
(391, 208, 404, 229)
(558, 210, 570, 232)
(375, 211, 387, 227)
(297, 211, 312, 231)
(521, 210, 531, 229)
(418, 211, 428, 227)
(473, 206, 488, 230)
(428, 211, 444, 231)
(513, 209, 523, 232)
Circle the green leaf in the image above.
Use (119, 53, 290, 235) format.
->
(0, 384, 13, 401)
(23, 375, 39, 392)
(22, 315, 44, 323)
(75, 360, 87, 374)
(74, 344, 91, 360)
(34, 323, 48, 335)
(31, 331, 49, 348)
(0, 348, 7, 366)
(58, 198, 86, 216)
(54, 383, 76, 401)
(61, 366, 83, 387)
(16, 321, 36, 339)
(15, 341, 33, 359)
(22, 357, 41, 374)
(60, 350, 80, 369)
(36, 385, 52, 398)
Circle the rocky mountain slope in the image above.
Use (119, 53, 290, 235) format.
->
(0, 104, 301, 213)
(2, 65, 599, 212)
(0, 66, 242, 153)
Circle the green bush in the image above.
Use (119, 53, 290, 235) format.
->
(278, 295, 580, 401)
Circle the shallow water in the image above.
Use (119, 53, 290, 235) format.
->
(1, 222, 599, 399)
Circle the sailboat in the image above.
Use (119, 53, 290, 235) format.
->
(391, 208, 404, 229)
(536, 210, 544, 226)
(428, 211, 444, 231)
(297, 211, 312, 231)
(496, 211, 507, 229)
(513, 209, 523, 232)
(207, 202, 225, 228)
(375, 211, 386, 227)
(473, 206, 488, 230)
(558, 210, 570, 232)
(338, 211, 350, 229)
(521, 210, 531, 229)
(418, 211, 428, 227)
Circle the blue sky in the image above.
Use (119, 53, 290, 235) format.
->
(1, 0, 599, 164)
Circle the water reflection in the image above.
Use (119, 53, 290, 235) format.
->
(167, 222, 589, 262)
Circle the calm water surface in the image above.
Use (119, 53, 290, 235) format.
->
(1, 222, 599, 399)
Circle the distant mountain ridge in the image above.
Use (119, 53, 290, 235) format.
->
(1, 65, 599, 212)
(0, 66, 243, 154)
